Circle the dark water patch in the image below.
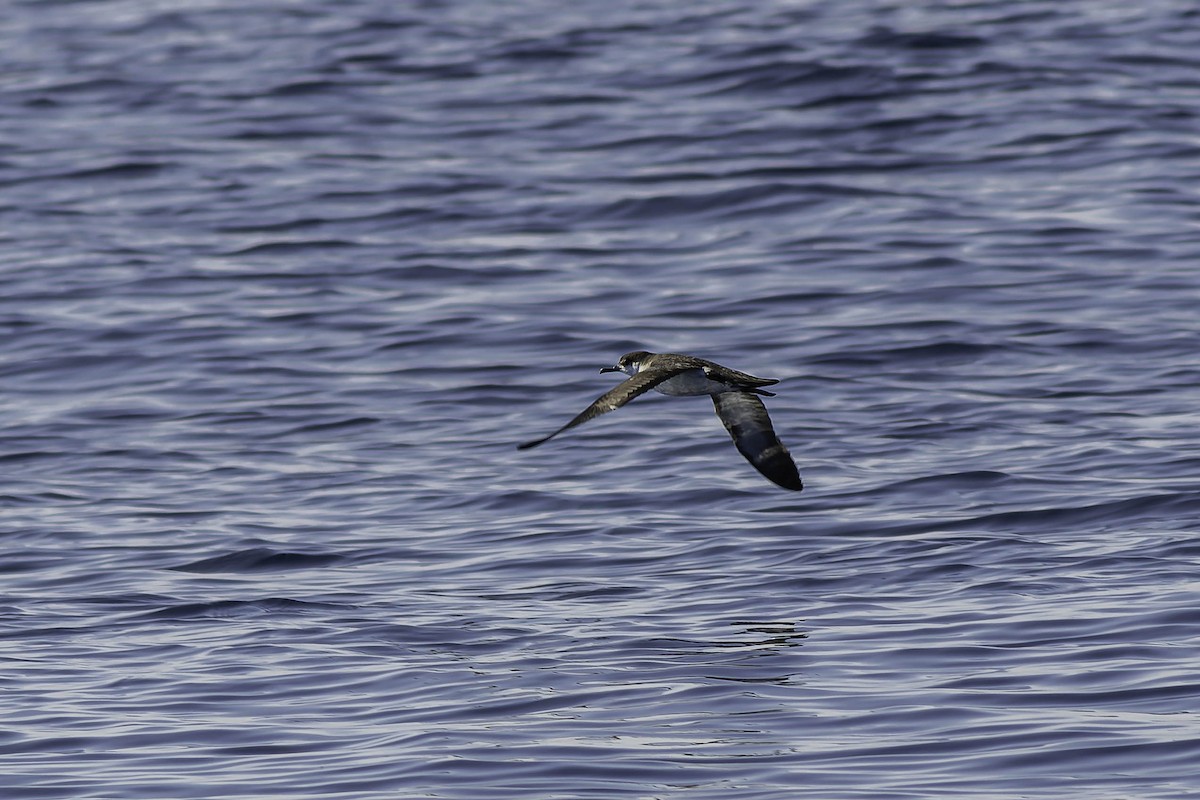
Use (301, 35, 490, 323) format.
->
(132, 597, 345, 621)
(171, 547, 349, 573)
(265, 416, 381, 438)
(857, 28, 988, 51)
(987, 737, 1200, 772)
(67, 161, 173, 181)
(937, 492, 1200, 536)
(586, 183, 826, 223)
(686, 61, 895, 102)
(811, 341, 1003, 367)
(224, 239, 362, 255)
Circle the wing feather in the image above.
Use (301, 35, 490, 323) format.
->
(711, 392, 803, 491)
(517, 367, 688, 450)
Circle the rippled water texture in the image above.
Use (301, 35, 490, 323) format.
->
(3, 0, 1200, 798)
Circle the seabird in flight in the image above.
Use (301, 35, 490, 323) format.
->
(518, 351, 803, 491)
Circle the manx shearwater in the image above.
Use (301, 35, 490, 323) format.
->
(518, 351, 803, 491)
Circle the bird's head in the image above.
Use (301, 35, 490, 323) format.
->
(600, 350, 652, 376)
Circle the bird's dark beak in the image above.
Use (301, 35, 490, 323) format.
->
(599, 365, 621, 374)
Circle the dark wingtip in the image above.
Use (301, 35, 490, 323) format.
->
(760, 455, 803, 490)
(516, 439, 541, 450)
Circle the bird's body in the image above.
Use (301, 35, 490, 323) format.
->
(635, 352, 776, 396)
(518, 351, 803, 491)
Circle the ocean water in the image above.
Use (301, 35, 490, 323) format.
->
(3, 0, 1200, 797)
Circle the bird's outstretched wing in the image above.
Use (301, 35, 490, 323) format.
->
(518, 367, 688, 450)
(711, 392, 803, 491)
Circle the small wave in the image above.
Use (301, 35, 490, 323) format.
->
(170, 548, 347, 574)
(132, 597, 343, 619)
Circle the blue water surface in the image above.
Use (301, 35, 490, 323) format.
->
(3, 1, 1200, 798)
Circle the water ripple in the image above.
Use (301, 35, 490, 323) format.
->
(3, 0, 1200, 798)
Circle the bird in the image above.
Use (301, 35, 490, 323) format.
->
(517, 350, 803, 491)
